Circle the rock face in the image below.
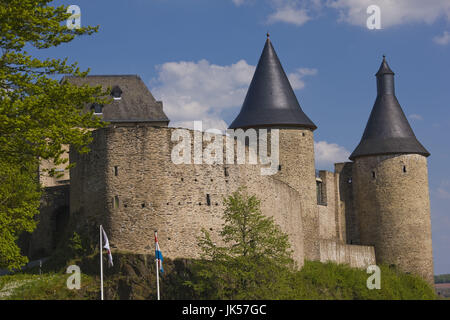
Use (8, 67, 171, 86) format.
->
(79, 252, 197, 300)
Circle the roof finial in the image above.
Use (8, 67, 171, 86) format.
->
(383, 54, 386, 60)
(266, 32, 270, 39)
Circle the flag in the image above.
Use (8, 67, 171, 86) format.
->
(102, 227, 113, 267)
(155, 232, 163, 273)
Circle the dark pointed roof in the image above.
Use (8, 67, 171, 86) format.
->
(349, 57, 429, 160)
(376, 55, 394, 76)
(229, 36, 316, 130)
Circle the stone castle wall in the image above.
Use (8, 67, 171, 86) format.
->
(39, 144, 70, 187)
(319, 239, 375, 269)
(353, 153, 434, 284)
(335, 162, 360, 245)
(273, 129, 319, 261)
(70, 126, 305, 266)
(69, 125, 381, 270)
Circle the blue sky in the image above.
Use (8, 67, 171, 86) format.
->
(40, 0, 449, 274)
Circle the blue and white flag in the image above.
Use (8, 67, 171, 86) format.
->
(155, 232, 164, 273)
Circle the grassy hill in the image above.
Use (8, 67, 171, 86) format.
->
(0, 252, 438, 300)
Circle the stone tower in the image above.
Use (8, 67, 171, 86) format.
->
(350, 57, 434, 283)
(229, 35, 319, 260)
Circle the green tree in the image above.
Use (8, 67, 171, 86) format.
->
(0, 160, 41, 270)
(0, 0, 109, 270)
(187, 187, 298, 299)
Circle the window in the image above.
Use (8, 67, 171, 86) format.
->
(278, 165, 282, 171)
(113, 196, 119, 209)
(224, 167, 229, 177)
(316, 181, 325, 205)
(111, 85, 123, 100)
(91, 103, 103, 114)
(114, 166, 118, 176)
(403, 165, 407, 173)
(206, 194, 211, 206)
(372, 171, 376, 179)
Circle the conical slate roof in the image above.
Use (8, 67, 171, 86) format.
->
(349, 57, 429, 160)
(229, 35, 316, 130)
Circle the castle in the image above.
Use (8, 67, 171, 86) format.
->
(28, 36, 434, 284)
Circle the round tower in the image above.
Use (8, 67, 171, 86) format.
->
(350, 57, 433, 284)
(229, 34, 319, 260)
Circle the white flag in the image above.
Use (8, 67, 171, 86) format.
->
(102, 227, 113, 267)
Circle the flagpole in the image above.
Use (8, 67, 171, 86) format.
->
(155, 230, 160, 300)
(100, 225, 104, 300)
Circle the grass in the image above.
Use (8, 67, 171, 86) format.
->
(291, 261, 437, 300)
(0, 272, 98, 300)
(0, 257, 439, 300)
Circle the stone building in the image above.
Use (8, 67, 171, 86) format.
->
(29, 36, 433, 283)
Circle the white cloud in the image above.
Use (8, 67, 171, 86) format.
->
(314, 140, 351, 168)
(433, 31, 450, 45)
(231, 0, 450, 28)
(409, 113, 423, 121)
(268, 6, 311, 26)
(151, 59, 255, 131)
(170, 119, 229, 132)
(328, 0, 450, 28)
(288, 68, 318, 90)
(151, 59, 316, 131)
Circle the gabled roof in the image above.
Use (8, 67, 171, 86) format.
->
(349, 57, 429, 160)
(63, 75, 170, 124)
(229, 36, 316, 130)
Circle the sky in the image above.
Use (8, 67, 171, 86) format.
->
(38, 0, 449, 274)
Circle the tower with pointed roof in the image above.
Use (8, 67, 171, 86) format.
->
(229, 34, 320, 260)
(351, 57, 434, 284)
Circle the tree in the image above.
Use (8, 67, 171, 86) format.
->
(187, 187, 298, 299)
(0, 0, 109, 269)
(0, 160, 40, 270)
